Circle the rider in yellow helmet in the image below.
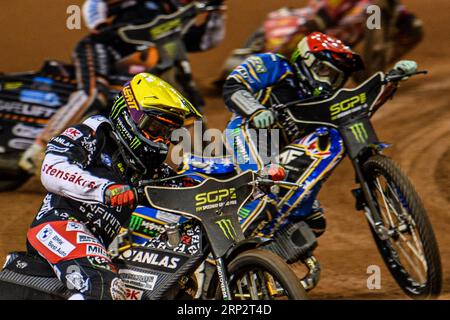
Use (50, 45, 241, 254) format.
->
(110, 72, 201, 173)
(26, 73, 199, 300)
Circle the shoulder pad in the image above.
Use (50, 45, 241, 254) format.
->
(82, 115, 111, 132)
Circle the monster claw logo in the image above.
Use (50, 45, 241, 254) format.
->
(130, 137, 142, 149)
(349, 122, 368, 143)
(216, 219, 237, 241)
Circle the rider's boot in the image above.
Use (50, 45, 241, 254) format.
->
(18, 142, 46, 176)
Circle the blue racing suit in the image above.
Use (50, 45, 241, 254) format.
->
(222, 53, 345, 237)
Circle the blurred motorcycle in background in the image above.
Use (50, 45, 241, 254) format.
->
(215, 0, 423, 87)
(0, 1, 224, 191)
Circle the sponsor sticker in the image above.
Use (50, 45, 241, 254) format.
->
(66, 271, 89, 293)
(77, 233, 100, 245)
(12, 123, 43, 139)
(41, 164, 98, 190)
(46, 145, 69, 153)
(120, 248, 187, 272)
(156, 210, 181, 224)
(125, 288, 144, 300)
(66, 222, 86, 232)
(61, 127, 82, 140)
(51, 136, 75, 147)
(8, 138, 33, 150)
(110, 278, 126, 300)
(119, 269, 158, 291)
(37, 225, 75, 258)
(20, 89, 61, 107)
(86, 244, 109, 259)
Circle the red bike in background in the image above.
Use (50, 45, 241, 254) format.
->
(216, 0, 423, 86)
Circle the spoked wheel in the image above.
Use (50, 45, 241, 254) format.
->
(217, 249, 308, 300)
(363, 155, 442, 298)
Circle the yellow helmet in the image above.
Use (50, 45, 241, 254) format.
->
(109, 73, 201, 173)
(126, 72, 201, 125)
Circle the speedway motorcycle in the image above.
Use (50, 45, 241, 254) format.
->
(0, 1, 220, 191)
(181, 71, 442, 298)
(0, 171, 308, 300)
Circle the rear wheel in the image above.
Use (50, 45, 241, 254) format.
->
(363, 155, 442, 298)
(217, 249, 308, 300)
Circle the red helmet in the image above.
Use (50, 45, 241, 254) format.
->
(291, 32, 364, 96)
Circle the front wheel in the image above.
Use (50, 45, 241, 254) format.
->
(363, 155, 442, 298)
(217, 249, 308, 300)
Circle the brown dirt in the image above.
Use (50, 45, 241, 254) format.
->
(0, 0, 448, 299)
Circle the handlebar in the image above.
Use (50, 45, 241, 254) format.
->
(97, 0, 225, 36)
(134, 172, 299, 204)
(249, 179, 299, 188)
(383, 70, 428, 84)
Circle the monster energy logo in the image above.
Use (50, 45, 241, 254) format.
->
(349, 122, 368, 143)
(216, 219, 237, 241)
(110, 96, 126, 119)
(130, 137, 142, 149)
(238, 207, 251, 219)
(129, 215, 143, 230)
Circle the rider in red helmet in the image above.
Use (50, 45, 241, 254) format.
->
(223, 31, 416, 289)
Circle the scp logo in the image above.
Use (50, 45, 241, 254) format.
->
(195, 188, 237, 207)
(330, 93, 367, 120)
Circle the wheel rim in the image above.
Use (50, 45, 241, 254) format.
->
(229, 268, 290, 300)
(371, 174, 428, 293)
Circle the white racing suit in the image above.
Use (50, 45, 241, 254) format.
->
(26, 115, 171, 299)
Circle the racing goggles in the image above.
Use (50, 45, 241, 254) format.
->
(137, 115, 179, 144)
(310, 60, 345, 89)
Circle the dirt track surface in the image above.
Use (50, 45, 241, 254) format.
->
(0, 0, 448, 299)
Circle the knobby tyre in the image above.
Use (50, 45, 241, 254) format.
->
(217, 249, 308, 300)
(363, 155, 442, 298)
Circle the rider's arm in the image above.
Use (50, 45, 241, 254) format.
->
(183, 10, 226, 52)
(223, 53, 294, 117)
(82, 0, 109, 31)
(40, 123, 114, 204)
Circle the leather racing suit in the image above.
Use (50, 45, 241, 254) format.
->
(26, 115, 172, 300)
(223, 53, 335, 237)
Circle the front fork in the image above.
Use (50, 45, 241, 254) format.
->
(351, 156, 390, 240)
(215, 257, 232, 300)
